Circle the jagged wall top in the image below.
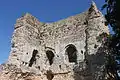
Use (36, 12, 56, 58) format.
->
(15, 1, 101, 29)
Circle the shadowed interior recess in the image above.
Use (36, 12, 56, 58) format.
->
(65, 44, 77, 63)
(46, 50, 55, 65)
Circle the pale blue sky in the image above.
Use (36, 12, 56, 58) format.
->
(0, 0, 106, 64)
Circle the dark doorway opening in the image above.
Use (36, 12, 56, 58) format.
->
(65, 44, 77, 63)
(46, 50, 55, 65)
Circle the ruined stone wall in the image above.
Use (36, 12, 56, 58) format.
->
(7, 2, 109, 80)
(8, 14, 43, 68)
(84, 2, 109, 79)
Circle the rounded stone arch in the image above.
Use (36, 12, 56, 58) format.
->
(65, 44, 77, 64)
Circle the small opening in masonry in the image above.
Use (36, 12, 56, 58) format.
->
(29, 50, 38, 67)
(46, 50, 55, 65)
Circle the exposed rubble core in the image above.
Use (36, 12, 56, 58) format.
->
(0, 2, 109, 80)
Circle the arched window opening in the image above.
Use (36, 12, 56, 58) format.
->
(46, 50, 55, 65)
(65, 44, 77, 63)
(29, 50, 38, 67)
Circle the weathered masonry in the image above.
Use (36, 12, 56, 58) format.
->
(8, 2, 109, 80)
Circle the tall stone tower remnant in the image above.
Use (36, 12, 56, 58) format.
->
(7, 2, 109, 80)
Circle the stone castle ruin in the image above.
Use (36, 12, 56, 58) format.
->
(5, 2, 109, 80)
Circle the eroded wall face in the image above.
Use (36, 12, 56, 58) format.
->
(8, 11, 86, 73)
(8, 14, 43, 68)
(8, 2, 109, 80)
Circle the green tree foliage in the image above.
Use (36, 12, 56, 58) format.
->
(102, 0, 120, 79)
(103, 0, 120, 35)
